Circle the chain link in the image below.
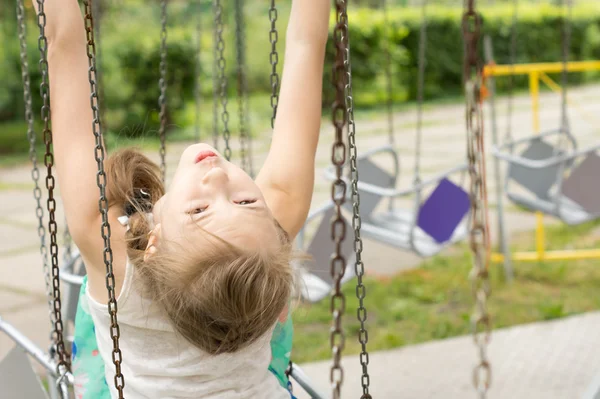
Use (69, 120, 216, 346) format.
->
(340, 3, 372, 397)
(211, 7, 220, 151)
(213, 0, 231, 161)
(158, 0, 168, 182)
(381, 0, 394, 146)
(34, 0, 70, 374)
(194, 2, 202, 143)
(504, 0, 518, 145)
(330, 0, 349, 397)
(560, 0, 571, 132)
(16, 0, 56, 340)
(83, 2, 125, 396)
(234, 0, 250, 173)
(462, 1, 492, 397)
(268, 0, 280, 130)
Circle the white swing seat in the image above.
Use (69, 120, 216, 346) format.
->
(507, 191, 592, 226)
(324, 144, 470, 258)
(295, 203, 356, 303)
(494, 129, 600, 225)
(368, 208, 469, 257)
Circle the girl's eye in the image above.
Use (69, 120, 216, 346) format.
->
(191, 207, 207, 214)
(238, 200, 257, 206)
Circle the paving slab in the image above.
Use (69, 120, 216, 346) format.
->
(0, 251, 55, 297)
(295, 311, 600, 399)
(0, 303, 53, 363)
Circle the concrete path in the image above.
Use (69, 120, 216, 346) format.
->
(295, 311, 600, 399)
(1, 83, 599, 396)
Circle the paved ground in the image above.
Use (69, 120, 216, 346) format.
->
(1, 83, 599, 397)
(294, 311, 600, 399)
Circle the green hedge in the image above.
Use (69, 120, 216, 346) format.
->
(332, 3, 600, 107)
(2, 3, 600, 141)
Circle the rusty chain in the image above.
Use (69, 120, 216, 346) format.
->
(330, 0, 349, 397)
(34, 0, 70, 375)
(462, 1, 492, 398)
(158, 0, 168, 182)
(340, 1, 372, 397)
(83, 1, 126, 396)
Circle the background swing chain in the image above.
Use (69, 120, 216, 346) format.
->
(34, 0, 70, 374)
(83, 2, 126, 396)
(340, 3, 372, 398)
(505, 0, 518, 145)
(330, 0, 349, 397)
(213, 0, 232, 161)
(158, 0, 168, 182)
(211, 3, 219, 151)
(269, 0, 280, 129)
(382, 0, 394, 146)
(234, 0, 250, 173)
(194, 1, 202, 143)
(462, 1, 492, 397)
(17, 0, 55, 334)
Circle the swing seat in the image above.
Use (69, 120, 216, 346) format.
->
(0, 346, 49, 399)
(296, 204, 356, 303)
(493, 129, 600, 225)
(324, 145, 470, 258)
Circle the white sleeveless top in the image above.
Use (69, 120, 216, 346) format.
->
(86, 259, 291, 399)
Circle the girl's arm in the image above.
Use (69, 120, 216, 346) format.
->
(256, 0, 331, 239)
(32, 1, 125, 274)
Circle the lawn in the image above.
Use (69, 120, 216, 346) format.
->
(291, 220, 600, 363)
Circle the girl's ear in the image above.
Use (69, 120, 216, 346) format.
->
(144, 223, 162, 262)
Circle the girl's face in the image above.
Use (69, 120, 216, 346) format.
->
(153, 144, 280, 251)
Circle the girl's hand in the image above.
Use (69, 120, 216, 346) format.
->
(30, 0, 86, 47)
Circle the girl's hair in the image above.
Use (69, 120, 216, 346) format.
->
(106, 147, 295, 354)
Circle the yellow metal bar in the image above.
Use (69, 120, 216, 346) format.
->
(491, 249, 600, 263)
(528, 71, 546, 261)
(483, 60, 600, 77)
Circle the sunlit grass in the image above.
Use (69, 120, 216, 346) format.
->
(291, 220, 600, 363)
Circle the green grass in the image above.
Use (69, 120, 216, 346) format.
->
(291, 220, 600, 363)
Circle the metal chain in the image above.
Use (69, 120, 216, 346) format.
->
(381, 0, 394, 146)
(340, 3, 372, 397)
(504, 0, 518, 145)
(16, 0, 56, 339)
(158, 0, 168, 182)
(211, 7, 220, 151)
(83, 2, 125, 396)
(330, 0, 349, 397)
(34, 0, 70, 374)
(213, 0, 232, 161)
(462, 1, 492, 398)
(414, 0, 427, 185)
(268, 0, 280, 130)
(234, 0, 250, 172)
(560, 0, 571, 132)
(194, 2, 202, 143)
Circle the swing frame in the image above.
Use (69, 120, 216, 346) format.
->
(484, 60, 600, 265)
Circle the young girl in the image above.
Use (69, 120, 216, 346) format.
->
(36, 0, 330, 397)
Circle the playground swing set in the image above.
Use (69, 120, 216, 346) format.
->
(2, 0, 600, 398)
(482, 0, 600, 274)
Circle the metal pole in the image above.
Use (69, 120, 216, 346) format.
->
(289, 363, 327, 399)
(484, 36, 514, 282)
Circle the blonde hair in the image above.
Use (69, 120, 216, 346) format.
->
(106, 148, 295, 354)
